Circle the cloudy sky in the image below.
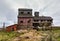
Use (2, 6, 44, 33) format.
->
(0, 0, 60, 27)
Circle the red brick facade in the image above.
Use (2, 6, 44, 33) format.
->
(6, 24, 17, 32)
(18, 17, 33, 26)
(18, 17, 33, 28)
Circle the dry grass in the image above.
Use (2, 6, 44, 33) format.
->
(0, 29, 60, 41)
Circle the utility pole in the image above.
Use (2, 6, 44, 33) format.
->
(3, 22, 5, 31)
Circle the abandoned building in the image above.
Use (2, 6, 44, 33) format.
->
(6, 8, 53, 31)
(17, 8, 53, 29)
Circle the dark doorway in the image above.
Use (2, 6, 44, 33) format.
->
(33, 23, 39, 27)
(11, 28, 14, 31)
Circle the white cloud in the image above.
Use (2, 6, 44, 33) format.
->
(0, 0, 60, 27)
(5, 0, 26, 11)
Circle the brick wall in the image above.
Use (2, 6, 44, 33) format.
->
(6, 24, 17, 32)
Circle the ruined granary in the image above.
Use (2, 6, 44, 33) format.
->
(17, 8, 53, 29)
(6, 8, 53, 31)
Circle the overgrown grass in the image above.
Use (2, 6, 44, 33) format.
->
(0, 31, 17, 41)
(0, 29, 60, 41)
(52, 29, 60, 41)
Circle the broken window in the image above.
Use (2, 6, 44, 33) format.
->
(21, 12, 24, 14)
(34, 20, 39, 22)
(20, 21, 23, 23)
(28, 12, 30, 14)
(41, 20, 43, 22)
